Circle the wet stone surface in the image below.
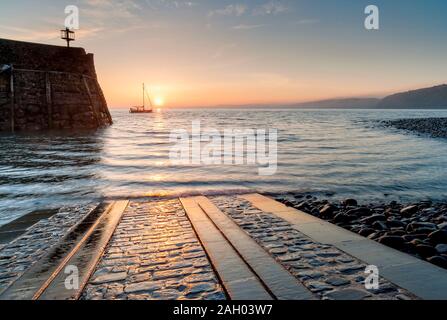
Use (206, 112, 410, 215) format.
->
(276, 194, 447, 270)
(211, 196, 418, 300)
(0, 204, 97, 292)
(81, 200, 225, 300)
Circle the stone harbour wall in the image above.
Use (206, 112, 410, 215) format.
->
(0, 38, 112, 132)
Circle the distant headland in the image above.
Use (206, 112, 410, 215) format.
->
(290, 84, 447, 109)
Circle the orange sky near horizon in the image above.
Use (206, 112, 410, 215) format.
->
(2, 1, 447, 108)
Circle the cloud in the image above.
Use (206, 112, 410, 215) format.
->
(208, 4, 247, 17)
(81, 0, 197, 21)
(82, 0, 141, 20)
(79, 0, 167, 38)
(253, 1, 287, 16)
(144, 0, 198, 10)
(0, 0, 189, 43)
(232, 24, 265, 30)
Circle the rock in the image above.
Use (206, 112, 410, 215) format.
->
(407, 233, 429, 240)
(386, 220, 406, 229)
(337, 257, 355, 264)
(320, 204, 337, 217)
(301, 253, 317, 258)
(152, 269, 185, 280)
(378, 236, 406, 249)
(151, 289, 180, 300)
(316, 251, 341, 258)
(278, 253, 301, 262)
(91, 272, 127, 284)
(297, 270, 324, 280)
(307, 281, 333, 292)
(337, 265, 365, 274)
(428, 230, 447, 244)
(438, 222, 447, 230)
(415, 244, 437, 258)
(325, 277, 350, 286)
(296, 201, 310, 211)
(347, 207, 372, 217)
(124, 281, 162, 294)
(272, 226, 293, 232)
(435, 244, 447, 254)
(387, 230, 406, 236)
(334, 213, 355, 224)
(188, 283, 216, 294)
(407, 222, 437, 232)
(400, 205, 419, 216)
(372, 221, 388, 231)
(402, 235, 419, 242)
(360, 214, 386, 225)
(409, 239, 424, 247)
(369, 283, 398, 294)
(262, 236, 279, 242)
(202, 291, 226, 300)
(324, 288, 372, 300)
(342, 199, 358, 207)
(288, 262, 308, 270)
(367, 232, 383, 240)
(427, 256, 447, 269)
(359, 228, 376, 237)
(269, 247, 288, 255)
(410, 227, 435, 235)
(308, 259, 326, 267)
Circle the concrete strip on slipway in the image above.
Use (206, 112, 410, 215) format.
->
(190, 196, 314, 300)
(0, 201, 128, 300)
(180, 197, 273, 300)
(242, 193, 447, 300)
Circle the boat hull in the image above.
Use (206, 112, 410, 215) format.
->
(129, 110, 153, 113)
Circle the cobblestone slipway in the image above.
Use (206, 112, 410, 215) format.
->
(0, 204, 97, 292)
(81, 200, 226, 300)
(210, 196, 417, 300)
(0, 196, 420, 300)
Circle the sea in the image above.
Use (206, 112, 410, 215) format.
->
(1, 108, 447, 225)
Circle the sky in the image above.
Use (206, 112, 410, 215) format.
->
(1, 0, 447, 108)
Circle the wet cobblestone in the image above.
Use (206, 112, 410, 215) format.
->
(211, 196, 418, 300)
(82, 200, 225, 300)
(0, 204, 97, 292)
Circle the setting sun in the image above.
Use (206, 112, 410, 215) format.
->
(154, 97, 164, 107)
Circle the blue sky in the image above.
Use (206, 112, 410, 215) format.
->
(1, 1, 447, 107)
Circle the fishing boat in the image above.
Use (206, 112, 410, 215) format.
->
(130, 83, 153, 113)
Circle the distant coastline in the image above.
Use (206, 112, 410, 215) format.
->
(144, 84, 447, 110)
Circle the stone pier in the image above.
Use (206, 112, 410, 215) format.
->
(0, 38, 112, 132)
